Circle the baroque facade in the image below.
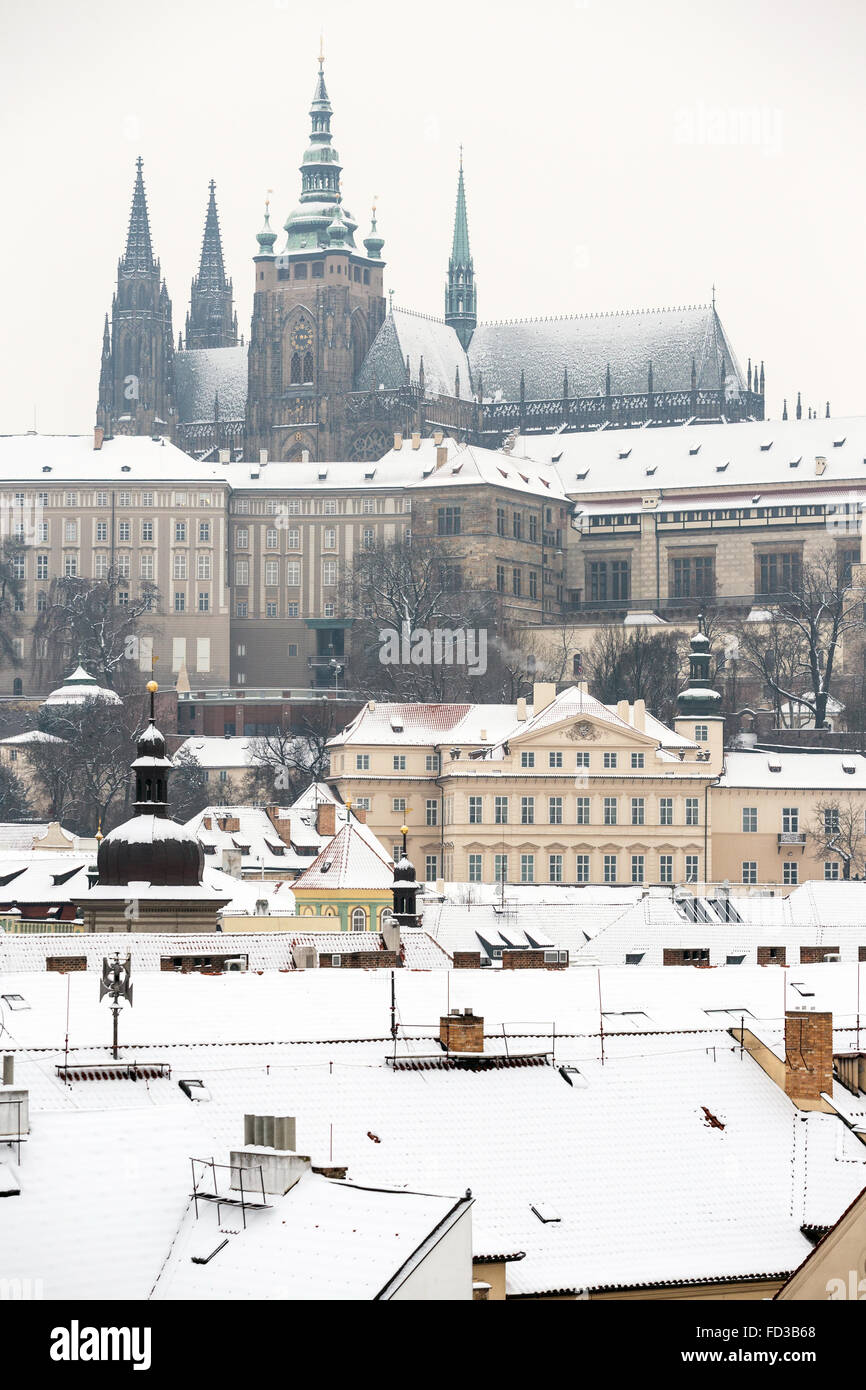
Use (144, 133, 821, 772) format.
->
(95, 56, 764, 465)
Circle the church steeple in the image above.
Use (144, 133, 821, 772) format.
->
(123, 156, 155, 273)
(184, 180, 238, 350)
(445, 150, 477, 350)
(96, 157, 175, 440)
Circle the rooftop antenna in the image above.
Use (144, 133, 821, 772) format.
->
(99, 951, 133, 1059)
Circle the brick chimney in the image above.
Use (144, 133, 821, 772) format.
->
(264, 805, 294, 847)
(316, 801, 336, 838)
(784, 1010, 834, 1109)
(93, 426, 104, 451)
(439, 1007, 484, 1054)
(351, 806, 367, 824)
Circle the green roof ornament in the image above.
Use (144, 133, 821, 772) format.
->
(256, 194, 277, 256)
(364, 202, 385, 260)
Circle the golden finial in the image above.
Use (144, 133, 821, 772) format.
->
(400, 825, 409, 837)
(146, 680, 158, 693)
(95, 818, 103, 843)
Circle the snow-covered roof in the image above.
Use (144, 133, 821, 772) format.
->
(3, 965, 865, 1298)
(524, 414, 866, 504)
(471, 303, 743, 401)
(292, 821, 393, 892)
(0, 433, 230, 482)
(0, 731, 66, 746)
(177, 736, 258, 769)
(43, 665, 123, 708)
(174, 345, 248, 423)
(355, 309, 473, 400)
(151, 1170, 468, 1300)
(718, 750, 866, 790)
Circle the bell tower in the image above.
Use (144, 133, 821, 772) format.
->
(245, 48, 387, 463)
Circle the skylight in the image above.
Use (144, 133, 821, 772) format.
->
(531, 1203, 561, 1224)
(1, 993, 29, 1010)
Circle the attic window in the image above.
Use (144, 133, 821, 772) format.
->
(1, 993, 29, 1010)
(689, 444, 701, 456)
(625, 952, 645, 965)
(790, 982, 815, 997)
(450, 463, 463, 474)
(576, 469, 589, 480)
(320, 860, 333, 873)
(518, 472, 529, 483)
(317, 469, 328, 481)
(645, 465, 657, 476)
(389, 716, 404, 733)
(715, 462, 729, 472)
(789, 457, 802, 468)
(530, 1203, 561, 1224)
(767, 759, 782, 772)
(497, 468, 508, 479)
(833, 437, 846, 447)
(842, 760, 856, 774)
(618, 448, 631, 460)
(551, 452, 563, 464)
(540, 477, 551, 488)
(422, 466, 434, 478)
(364, 468, 376, 480)
(121, 464, 131, 472)
(760, 440, 773, 452)
(42, 465, 52, 473)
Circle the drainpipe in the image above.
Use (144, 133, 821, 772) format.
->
(433, 742, 445, 875)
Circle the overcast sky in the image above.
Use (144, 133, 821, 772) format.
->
(1, 0, 864, 435)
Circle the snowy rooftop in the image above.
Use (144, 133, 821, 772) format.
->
(0, 433, 230, 482)
(718, 750, 866, 790)
(174, 345, 248, 423)
(2, 965, 865, 1298)
(523, 414, 866, 503)
(292, 820, 394, 892)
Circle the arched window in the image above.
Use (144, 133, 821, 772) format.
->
(303, 351, 314, 383)
(351, 906, 368, 931)
(324, 905, 337, 917)
(290, 353, 301, 384)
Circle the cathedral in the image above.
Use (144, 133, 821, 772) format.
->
(96, 55, 765, 464)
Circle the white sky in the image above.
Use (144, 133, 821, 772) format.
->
(1, 0, 864, 435)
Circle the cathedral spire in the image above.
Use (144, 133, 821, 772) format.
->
(123, 156, 155, 273)
(282, 48, 358, 252)
(185, 180, 237, 349)
(445, 148, 477, 349)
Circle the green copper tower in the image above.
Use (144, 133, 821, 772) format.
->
(445, 150, 477, 349)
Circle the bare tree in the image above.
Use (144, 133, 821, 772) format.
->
(167, 747, 210, 823)
(0, 763, 33, 822)
(0, 537, 28, 672)
(32, 568, 159, 692)
(243, 706, 337, 804)
(808, 796, 866, 880)
(731, 547, 861, 729)
(587, 624, 683, 723)
(32, 695, 143, 835)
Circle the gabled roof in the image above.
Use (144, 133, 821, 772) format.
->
(292, 820, 394, 892)
(355, 309, 473, 399)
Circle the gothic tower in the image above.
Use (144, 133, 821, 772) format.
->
(96, 158, 175, 439)
(444, 152, 477, 349)
(245, 50, 387, 463)
(184, 180, 238, 350)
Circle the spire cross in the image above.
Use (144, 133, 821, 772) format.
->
(208, 178, 216, 195)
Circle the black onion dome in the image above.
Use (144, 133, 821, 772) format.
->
(97, 815, 204, 887)
(393, 852, 417, 883)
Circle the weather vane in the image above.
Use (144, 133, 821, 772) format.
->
(99, 951, 133, 1059)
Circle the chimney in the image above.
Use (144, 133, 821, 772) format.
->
(264, 805, 294, 847)
(533, 682, 556, 715)
(351, 806, 367, 824)
(202, 816, 212, 831)
(394, 432, 403, 451)
(381, 914, 401, 954)
(516, 697, 527, 721)
(93, 426, 104, 451)
(259, 448, 268, 466)
(784, 1010, 834, 1109)
(411, 431, 421, 450)
(435, 445, 448, 469)
(440, 1008, 484, 1054)
(218, 448, 230, 464)
(632, 699, 646, 731)
(433, 430, 444, 446)
(231, 1114, 309, 1195)
(316, 801, 336, 838)
(617, 699, 630, 724)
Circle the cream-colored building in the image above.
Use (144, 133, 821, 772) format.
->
(328, 677, 724, 889)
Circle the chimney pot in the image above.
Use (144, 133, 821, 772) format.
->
(435, 445, 448, 468)
(411, 431, 421, 450)
(394, 432, 403, 451)
(93, 426, 104, 451)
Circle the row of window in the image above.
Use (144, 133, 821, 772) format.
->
(38, 519, 213, 545)
(742, 807, 861, 834)
(416, 852, 702, 885)
(582, 550, 858, 602)
(6, 491, 214, 509)
(234, 526, 379, 552)
(235, 559, 338, 587)
(232, 498, 409, 517)
(380, 793, 701, 827)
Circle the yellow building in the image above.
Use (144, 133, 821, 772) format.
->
(290, 817, 395, 932)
